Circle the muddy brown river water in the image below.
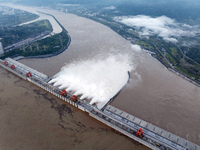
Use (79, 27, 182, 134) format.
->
(1, 4, 200, 147)
(0, 67, 149, 150)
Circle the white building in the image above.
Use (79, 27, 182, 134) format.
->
(0, 42, 4, 55)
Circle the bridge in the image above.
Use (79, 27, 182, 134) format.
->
(0, 58, 199, 150)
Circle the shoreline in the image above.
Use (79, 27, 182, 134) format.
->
(149, 50, 200, 88)
(14, 32, 71, 61)
(0, 3, 62, 34)
(0, 4, 70, 61)
(2, 4, 200, 145)
(12, 12, 71, 61)
(2, 4, 200, 89)
(75, 13, 200, 89)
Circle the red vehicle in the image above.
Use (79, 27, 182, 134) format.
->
(26, 72, 32, 78)
(136, 128, 143, 138)
(71, 95, 77, 102)
(60, 89, 67, 96)
(4, 61, 8, 66)
(10, 65, 15, 70)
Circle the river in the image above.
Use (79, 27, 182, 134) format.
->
(0, 67, 149, 150)
(2, 4, 200, 145)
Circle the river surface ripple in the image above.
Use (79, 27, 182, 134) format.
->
(5, 5, 200, 145)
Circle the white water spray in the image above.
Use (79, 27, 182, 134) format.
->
(49, 53, 137, 109)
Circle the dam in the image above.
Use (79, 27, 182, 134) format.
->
(0, 58, 199, 150)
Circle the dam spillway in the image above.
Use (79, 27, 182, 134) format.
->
(0, 58, 199, 150)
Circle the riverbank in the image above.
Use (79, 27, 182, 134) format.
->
(0, 4, 70, 60)
(147, 50, 200, 88)
(3, 5, 200, 145)
(1, 3, 62, 34)
(75, 12, 200, 89)
(14, 33, 71, 61)
(14, 13, 71, 61)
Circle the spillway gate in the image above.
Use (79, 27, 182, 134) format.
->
(0, 58, 199, 150)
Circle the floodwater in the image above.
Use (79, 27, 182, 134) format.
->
(112, 52, 200, 145)
(0, 67, 149, 150)
(3, 5, 200, 145)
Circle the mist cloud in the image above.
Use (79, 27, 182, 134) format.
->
(49, 54, 137, 109)
(131, 44, 142, 52)
(114, 15, 200, 43)
(103, 6, 116, 10)
(57, 3, 81, 7)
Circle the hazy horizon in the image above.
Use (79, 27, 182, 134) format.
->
(1, 0, 200, 21)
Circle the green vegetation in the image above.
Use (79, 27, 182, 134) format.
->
(186, 47, 200, 64)
(0, 6, 38, 26)
(62, 4, 200, 84)
(135, 40, 154, 51)
(73, 10, 200, 84)
(0, 7, 70, 60)
(0, 19, 53, 47)
(1, 4, 199, 84)
(135, 37, 200, 82)
(0, 30, 69, 59)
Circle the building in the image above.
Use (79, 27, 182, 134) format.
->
(0, 42, 4, 55)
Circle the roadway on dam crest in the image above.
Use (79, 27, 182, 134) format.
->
(3, 4, 200, 145)
(1, 58, 199, 150)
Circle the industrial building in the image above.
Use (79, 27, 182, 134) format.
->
(0, 42, 4, 55)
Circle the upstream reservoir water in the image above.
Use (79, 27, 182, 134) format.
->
(3, 5, 200, 145)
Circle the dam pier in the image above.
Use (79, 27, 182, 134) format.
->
(0, 58, 199, 150)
